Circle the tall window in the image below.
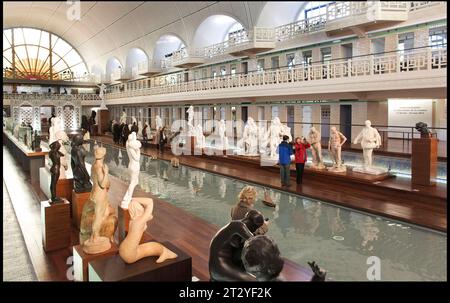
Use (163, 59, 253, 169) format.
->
(271, 106, 279, 118)
(257, 59, 265, 72)
(302, 50, 313, 65)
(271, 56, 280, 69)
(3, 28, 88, 80)
(398, 32, 414, 53)
(321, 47, 332, 63)
(429, 26, 447, 50)
(286, 53, 295, 69)
(298, 2, 334, 20)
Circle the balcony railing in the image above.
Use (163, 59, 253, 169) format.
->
(409, 1, 446, 11)
(3, 92, 101, 101)
(137, 60, 162, 75)
(105, 46, 446, 100)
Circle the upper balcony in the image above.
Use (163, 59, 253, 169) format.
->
(137, 60, 162, 76)
(111, 68, 131, 82)
(171, 48, 206, 68)
(224, 28, 276, 57)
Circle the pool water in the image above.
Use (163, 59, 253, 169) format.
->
(86, 141, 447, 281)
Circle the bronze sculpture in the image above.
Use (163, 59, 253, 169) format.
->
(49, 141, 64, 203)
(71, 134, 92, 193)
(32, 130, 42, 152)
(415, 122, 432, 138)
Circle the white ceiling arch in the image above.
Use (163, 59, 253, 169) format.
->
(256, 1, 309, 27)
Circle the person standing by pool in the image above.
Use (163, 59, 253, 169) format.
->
(277, 135, 293, 187)
(294, 137, 311, 184)
(231, 186, 268, 235)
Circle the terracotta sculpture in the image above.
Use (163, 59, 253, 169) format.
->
(218, 119, 229, 150)
(353, 120, 386, 175)
(71, 134, 92, 193)
(80, 147, 118, 254)
(49, 141, 64, 203)
(119, 197, 177, 264)
(209, 210, 265, 281)
(240, 117, 258, 156)
(327, 127, 347, 172)
(171, 157, 180, 168)
(308, 127, 325, 170)
(121, 132, 142, 209)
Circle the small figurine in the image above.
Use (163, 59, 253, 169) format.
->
(49, 141, 64, 203)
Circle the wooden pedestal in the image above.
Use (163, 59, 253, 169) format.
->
(72, 191, 90, 229)
(56, 178, 74, 203)
(118, 206, 131, 243)
(412, 138, 438, 186)
(41, 199, 71, 252)
(97, 109, 110, 135)
(88, 241, 192, 281)
(73, 243, 119, 281)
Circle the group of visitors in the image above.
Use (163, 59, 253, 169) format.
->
(277, 135, 311, 187)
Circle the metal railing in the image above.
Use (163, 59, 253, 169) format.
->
(105, 46, 447, 100)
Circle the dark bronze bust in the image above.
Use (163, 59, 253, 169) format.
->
(415, 122, 432, 138)
(71, 134, 92, 193)
(49, 141, 64, 203)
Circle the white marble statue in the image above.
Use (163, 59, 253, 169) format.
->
(353, 120, 386, 175)
(49, 116, 64, 144)
(155, 115, 163, 130)
(265, 117, 287, 158)
(308, 127, 325, 170)
(218, 119, 229, 150)
(121, 132, 142, 209)
(258, 125, 268, 154)
(186, 106, 195, 136)
(195, 124, 206, 148)
(97, 83, 107, 109)
(120, 111, 127, 124)
(241, 117, 259, 156)
(327, 127, 347, 172)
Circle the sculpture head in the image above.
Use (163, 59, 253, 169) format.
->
(71, 134, 84, 147)
(241, 209, 264, 233)
(330, 126, 337, 133)
(282, 135, 289, 142)
(365, 120, 372, 127)
(415, 122, 431, 135)
(241, 235, 284, 281)
(309, 127, 317, 133)
(238, 186, 257, 207)
(272, 117, 281, 125)
(94, 147, 106, 160)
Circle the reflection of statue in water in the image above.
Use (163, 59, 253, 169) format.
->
(353, 120, 386, 175)
(308, 127, 325, 170)
(327, 127, 347, 172)
(218, 119, 229, 150)
(239, 117, 258, 156)
(186, 106, 194, 135)
(119, 197, 177, 264)
(80, 147, 118, 254)
(121, 132, 142, 209)
(71, 134, 92, 193)
(49, 141, 64, 203)
(209, 210, 264, 281)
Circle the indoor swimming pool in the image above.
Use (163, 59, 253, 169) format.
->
(86, 141, 447, 281)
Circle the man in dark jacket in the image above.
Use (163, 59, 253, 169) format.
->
(277, 135, 293, 187)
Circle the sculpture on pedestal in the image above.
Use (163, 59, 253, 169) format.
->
(80, 147, 118, 254)
(209, 209, 265, 281)
(119, 197, 178, 264)
(415, 122, 432, 138)
(240, 118, 258, 156)
(71, 134, 92, 193)
(195, 124, 205, 148)
(327, 127, 347, 172)
(155, 115, 163, 131)
(55, 130, 69, 179)
(218, 119, 229, 150)
(265, 117, 290, 159)
(308, 127, 325, 170)
(353, 120, 386, 175)
(49, 140, 64, 203)
(119, 111, 127, 124)
(121, 132, 141, 209)
(186, 106, 194, 135)
(32, 130, 42, 152)
(130, 117, 139, 134)
(97, 83, 107, 109)
(49, 116, 64, 144)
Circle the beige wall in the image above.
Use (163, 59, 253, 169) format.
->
(367, 101, 389, 126)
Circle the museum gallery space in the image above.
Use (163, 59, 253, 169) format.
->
(2, 1, 447, 283)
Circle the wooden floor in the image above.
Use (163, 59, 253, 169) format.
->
(93, 135, 447, 232)
(2, 145, 313, 281)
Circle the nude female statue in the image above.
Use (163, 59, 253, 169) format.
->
(327, 127, 347, 172)
(80, 147, 118, 254)
(308, 127, 325, 169)
(119, 197, 178, 264)
(71, 134, 92, 193)
(209, 209, 265, 281)
(121, 132, 142, 209)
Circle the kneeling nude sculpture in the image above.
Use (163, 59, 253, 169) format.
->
(119, 197, 178, 264)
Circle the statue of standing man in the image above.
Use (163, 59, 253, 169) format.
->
(308, 127, 325, 170)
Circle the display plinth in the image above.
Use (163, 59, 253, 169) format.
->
(56, 178, 74, 203)
(41, 199, 71, 252)
(73, 242, 118, 281)
(88, 241, 192, 281)
(72, 191, 90, 229)
(97, 109, 110, 135)
(412, 138, 437, 186)
(118, 206, 131, 243)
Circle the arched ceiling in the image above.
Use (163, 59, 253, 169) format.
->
(3, 1, 312, 73)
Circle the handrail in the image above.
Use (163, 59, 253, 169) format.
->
(105, 46, 447, 100)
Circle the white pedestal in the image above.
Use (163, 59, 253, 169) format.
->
(352, 166, 387, 175)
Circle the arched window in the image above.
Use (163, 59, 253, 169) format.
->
(3, 28, 88, 81)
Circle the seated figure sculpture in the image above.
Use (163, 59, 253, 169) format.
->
(80, 147, 118, 254)
(71, 134, 92, 193)
(209, 209, 265, 281)
(308, 127, 325, 170)
(119, 197, 177, 264)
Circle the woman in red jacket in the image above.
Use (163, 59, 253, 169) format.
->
(294, 137, 311, 184)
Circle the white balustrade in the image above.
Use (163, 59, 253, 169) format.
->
(3, 93, 101, 101)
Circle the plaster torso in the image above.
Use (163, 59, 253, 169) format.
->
(308, 130, 320, 145)
(330, 131, 344, 147)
